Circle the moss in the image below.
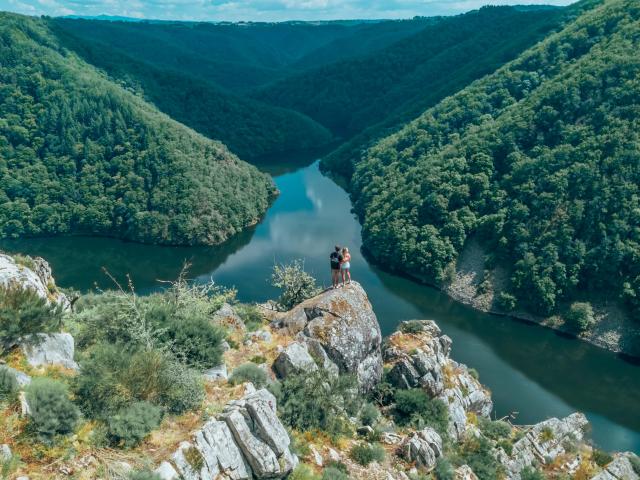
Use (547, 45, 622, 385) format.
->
(539, 426, 554, 443)
(184, 445, 204, 471)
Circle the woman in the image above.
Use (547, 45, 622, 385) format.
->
(340, 247, 351, 286)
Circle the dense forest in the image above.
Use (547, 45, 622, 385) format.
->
(0, 13, 275, 245)
(348, 0, 640, 318)
(255, 6, 573, 177)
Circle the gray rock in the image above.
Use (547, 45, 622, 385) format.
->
(245, 389, 290, 456)
(154, 461, 179, 480)
(590, 452, 640, 480)
(223, 408, 283, 478)
(172, 441, 212, 480)
(357, 425, 374, 436)
(402, 427, 443, 470)
(250, 329, 272, 343)
(502, 413, 589, 479)
(279, 282, 382, 391)
(0, 254, 68, 308)
(1, 366, 31, 387)
(204, 364, 228, 381)
(304, 337, 339, 377)
(19, 391, 30, 416)
(201, 420, 251, 480)
(380, 432, 403, 445)
(455, 465, 479, 480)
(0, 444, 11, 462)
(272, 342, 317, 379)
(213, 303, 245, 330)
(21, 333, 79, 371)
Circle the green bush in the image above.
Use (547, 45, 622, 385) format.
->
(468, 368, 480, 381)
(478, 417, 511, 440)
(229, 363, 268, 389)
(0, 367, 19, 401)
(160, 314, 225, 369)
(271, 260, 320, 310)
(128, 470, 162, 480)
(289, 463, 321, 480)
(400, 321, 425, 334)
(0, 286, 62, 352)
(434, 457, 455, 480)
(496, 292, 517, 312)
(74, 343, 203, 417)
(630, 455, 640, 475)
(108, 401, 163, 448)
(360, 402, 380, 427)
(393, 389, 449, 435)
(321, 466, 349, 480)
(592, 449, 613, 467)
(349, 442, 385, 466)
(25, 378, 80, 443)
(521, 466, 545, 480)
(279, 370, 361, 438)
(453, 437, 503, 480)
(235, 304, 266, 331)
(565, 302, 596, 332)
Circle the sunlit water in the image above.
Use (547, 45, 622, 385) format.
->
(3, 161, 639, 452)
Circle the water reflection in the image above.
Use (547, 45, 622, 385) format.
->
(2, 161, 638, 452)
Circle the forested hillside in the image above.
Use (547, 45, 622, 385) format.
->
(0, 13, 275, 245)
(350, 0, 640, 318)
(255, 6, 571, 177)
(47, 23, 333, 161)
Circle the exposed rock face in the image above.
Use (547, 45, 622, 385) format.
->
(272, 341, 318, 379)
(401, 427, 443, 470)
(154, 461, 179, 480)
(204, 364, 228, 381)
(213, 303, 245, 330)
(384, 321, 492, 439)
(165, 387, 296, 480)
(273, 282, 382, 391)
(499, 413, 589, 479)
(455, 465, 479, 480)
(21, 333, 79, 371)
(0, 253, 68, 308)
(590, 452, 640, 480)
(1, 365, 31, 387)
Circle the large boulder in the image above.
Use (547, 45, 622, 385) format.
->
(384, 321, 492, 439)
(274, 282, 382, 391)
(272, 341, 318, 379)
(402, 427, 443, 470)
(500, 413, 589, 479)
(0, 254, 68, 308)
(212, 303, 245, 330)
(21, 333, 79, 371)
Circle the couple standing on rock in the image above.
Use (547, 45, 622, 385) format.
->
(330, 245, 351, 289)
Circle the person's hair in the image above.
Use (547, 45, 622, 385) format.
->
(342, 247, 349, 254)
(335, 245, 341, 252)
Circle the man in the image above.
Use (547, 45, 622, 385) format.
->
(330, 245, 343, 289)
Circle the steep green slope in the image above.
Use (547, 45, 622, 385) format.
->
(351, 0, 640, 317)
(0, 13, 275, 245)
(254, 6, 568, 141)
(47, 24, 333, 161)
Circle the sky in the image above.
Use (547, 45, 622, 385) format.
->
(1, 0, 576, 22)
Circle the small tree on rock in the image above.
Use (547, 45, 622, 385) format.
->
(271, 260, 320, 311)
(565, 302, 595, 332)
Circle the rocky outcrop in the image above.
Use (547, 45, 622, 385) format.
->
(272, 341, 318, 379)
(590, 452, 640, 480)
(163, 387, 296, 480)
(213, 303, 245, 331)
(272, 282, 382, 391)
(0, 253, 68, 308)
(21, 333, 79, 371)
(384, 321, 492, 439)
(401, 427, 443, 470)
(455, 465, 479, 480)
(499, 413, 589, 479)
(1, 365, 31, 387)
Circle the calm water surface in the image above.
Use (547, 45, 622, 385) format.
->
(2, 161, 639, 452)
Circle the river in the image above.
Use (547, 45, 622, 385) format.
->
(2, 161, 639, 453)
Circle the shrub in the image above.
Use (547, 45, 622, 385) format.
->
(0, 286, 62, 352)
(108, 401, 162, 448)
(289, 463, 321, 480)
(279, 370, 361, 438)
(349, 442, 385, 466)
(539, 426, 554, 443)
(434, 457, 455, 480)
(160, 314, 225, 369)
(229, 363, 268, 389)
(592, 449, 613, 467)
(74, 343, 203, 417)
(321, 466, 349, 480)
(128, 471, 162, 480)
(521, 466, 545, 480)
(0, 367, 19, 401)
(25, 378, 80, 443)
(630, 455, 640, 475)
(400, 321, 425, 334)
(565, 302, 596, 332)
(393, 389, 449, 435)
(496, 292, 517, 312)
(235, 304, 265, 331)
(468, 368, 480, 381)
(453, 436, 503, 480)
(271, 260, 320, 310)
(478, 417, 511, 440)
(360, 402, 380, 426)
